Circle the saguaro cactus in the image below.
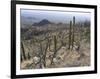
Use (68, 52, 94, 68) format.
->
(21, 41, 26, 60)
(50, 35, 57, 65)
(54, 35, 57, 54)
(43, 40, 49, 67)
(28, 52, 31, 60)
(72, 16, 75, 49)
(39, 42, 43, 68)
(47, 38, 51, 51)
(68, 21, 72, 49)
(21, 53, 23, 62)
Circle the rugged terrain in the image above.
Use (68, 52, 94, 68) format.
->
(20, 17, 90, 69)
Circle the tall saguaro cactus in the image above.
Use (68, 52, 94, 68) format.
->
(47, 38, 51, 51)
(50, 35, 57, 65)
(43, 40, 49, 67)
(72, 16, 75, 49)
(54, 35, 57, 54)
(21, 41, 26, 60)
(68, 16, 76, 50)
(68, 21, 72, 49)
(39, 42, 43, 68)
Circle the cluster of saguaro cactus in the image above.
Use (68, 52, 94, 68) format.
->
(21, 16, 76, 67)
(68, 16, 75, 50)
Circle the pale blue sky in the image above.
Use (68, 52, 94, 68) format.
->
(21, 9, 91, 23)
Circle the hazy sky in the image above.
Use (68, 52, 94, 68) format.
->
(21, 9, 91, 23)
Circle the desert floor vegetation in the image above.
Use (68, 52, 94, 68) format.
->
(20, 16, 90, 69)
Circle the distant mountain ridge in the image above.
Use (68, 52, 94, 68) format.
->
(21, 16, 37, 27)
(32, 19, 52, 26)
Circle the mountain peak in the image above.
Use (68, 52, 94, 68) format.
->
(33, 19, 51, 26)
